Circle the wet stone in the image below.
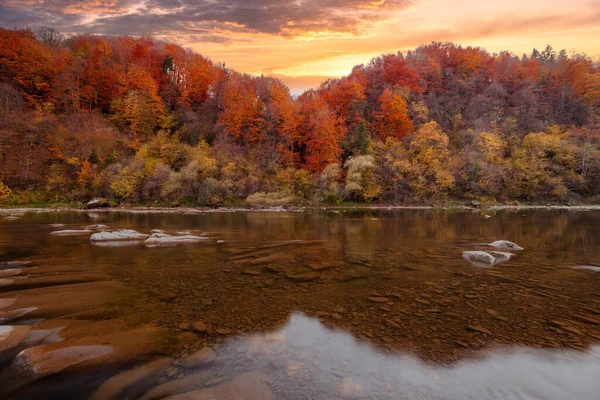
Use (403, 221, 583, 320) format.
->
(181, 347, 216, 369)
(191, 321, 207, 333)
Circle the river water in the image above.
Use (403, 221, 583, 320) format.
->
(0, 208, 599, 399)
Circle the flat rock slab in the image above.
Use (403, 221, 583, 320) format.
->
(90, 230, 149, 242)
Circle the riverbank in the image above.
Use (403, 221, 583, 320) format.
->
(2, 203, 600, 216)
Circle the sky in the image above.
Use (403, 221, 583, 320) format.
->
(1, 0, 599, 93)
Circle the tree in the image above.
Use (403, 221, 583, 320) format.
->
(408, 121, 455, 199)
(373, 88, 413, 140)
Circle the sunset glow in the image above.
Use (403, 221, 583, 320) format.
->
(1, 0, 599, 92)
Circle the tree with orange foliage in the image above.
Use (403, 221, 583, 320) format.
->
(0, 28, 63, 106)
(373, 88, 413, 140)
(382, 54, 421, 93)
(299, 93, 346, 172)
(220, 74, 264, 143)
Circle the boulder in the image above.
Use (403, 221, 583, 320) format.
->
(89, 357, 172, 400)
(462, 251, 496, 265)
(86, 198, 110, 209)
(180, 347, 215, 369)
(90, 230, 149, 242)
(151, 229, 166, 235)
(488, 240, 524, 251)
(144, 233, 208, 247)
(469, 200, 482, 208)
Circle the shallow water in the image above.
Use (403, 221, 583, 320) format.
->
(0, 209, 599, 399)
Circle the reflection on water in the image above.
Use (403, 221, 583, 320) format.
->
(198, 313, 600, 400)
(0, 209, 599, 399)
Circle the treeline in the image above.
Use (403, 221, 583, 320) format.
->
(0, 27, 599, 206)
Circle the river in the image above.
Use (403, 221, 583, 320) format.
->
(0, 208, 599, 399)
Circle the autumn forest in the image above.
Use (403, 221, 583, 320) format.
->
(1, 27, 599, 207)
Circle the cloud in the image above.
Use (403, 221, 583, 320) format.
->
(0, 0, 412, 42)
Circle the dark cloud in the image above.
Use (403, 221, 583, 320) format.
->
(0, 0, 411, 42)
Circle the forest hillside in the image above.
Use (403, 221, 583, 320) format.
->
(1, 27, 599, 206)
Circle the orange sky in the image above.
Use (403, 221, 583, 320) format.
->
(2, 0, 599, 93)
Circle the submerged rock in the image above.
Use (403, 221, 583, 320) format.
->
(285, 270, 320, 282)
(85, 224, 110, 231)
(0, 325, 31, 357)
(90, 357, 172, 400)
(166, 371, 274, 400)
(488, 240, 524, 251)
(138, 370, 213, 400)
(50, 229, 93, 236)
(575, 265, 600, 272)
(462, 251, 496, 265)
(181, 347, 215, 369)
(0, 344, 112, 396)
(487, 251, 515, 262)
(190, 321, 207, 333)
(336, 267, 373, 282)
(144, 233, 209, 247)
(90, 229, 149, 242)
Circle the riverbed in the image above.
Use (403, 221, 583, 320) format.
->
(1, 209, 599, 399)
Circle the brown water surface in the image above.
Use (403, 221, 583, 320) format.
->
(0, 209, 599, 399)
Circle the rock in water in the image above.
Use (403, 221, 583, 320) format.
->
(138, 371, 213, 400)
(86, 198, 110, 209)
(0, 325, 31, 366)
(0, 344, 111, 396)
(462, 251, 496, 265)
(181, 347, 215, 369)
(90, 230, 149, 242)
(285, 271, 320, 282)
(575, 265, 600, 272)
(50, 229, 93, 236)
(190, 321, 207, 333)
(144, 233, 208, 247)
(488, 240, 524, 251)
(165, 371, 274, 400)
(487, 251, 515, 262)
(89, 357, 172, 400)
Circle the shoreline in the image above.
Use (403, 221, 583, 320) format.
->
(2, 204, 600, 215)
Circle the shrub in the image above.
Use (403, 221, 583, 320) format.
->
(246, 191, 297, 207)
